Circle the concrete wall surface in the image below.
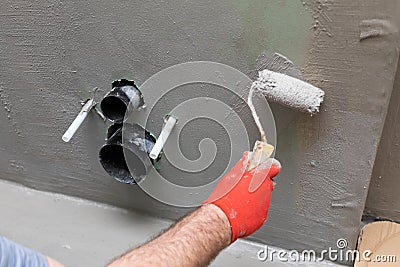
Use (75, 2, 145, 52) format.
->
(0, 0, 400, 259)
(365, 58, 400, 221)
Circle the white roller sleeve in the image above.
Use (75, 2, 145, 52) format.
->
(254, 69, 325, 114)
(150, 116, 177, 160)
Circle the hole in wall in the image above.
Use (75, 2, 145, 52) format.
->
(99, 144, 146, 184)
(100, 96, 127, 122)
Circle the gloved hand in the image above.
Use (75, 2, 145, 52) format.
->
(203, 151, 281, 243)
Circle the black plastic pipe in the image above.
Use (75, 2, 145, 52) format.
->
(99, 123, 159, 184)
(100, 79, 144, 123)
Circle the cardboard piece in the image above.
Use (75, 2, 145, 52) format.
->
(355, 221, 400, 266)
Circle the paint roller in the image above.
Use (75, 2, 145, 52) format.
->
(246, 69, 325, 170)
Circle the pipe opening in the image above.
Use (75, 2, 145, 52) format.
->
(99, 144, 147, 184)
(100, 95, 127, 122)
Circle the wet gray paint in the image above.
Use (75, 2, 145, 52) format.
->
(360, 19, 398, 41)
(250, 52, 304, 80)
(364, 58, 400, 221)
(0, 0, 399, 262)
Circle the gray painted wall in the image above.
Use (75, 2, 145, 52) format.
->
(0, 0, 399, 258)
(365, 58, 400, 221)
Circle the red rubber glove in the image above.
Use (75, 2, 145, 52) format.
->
(203, 151, 281, 243)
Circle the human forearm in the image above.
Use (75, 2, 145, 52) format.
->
(108, 204, 231, 267)
(108, 152, 281, 267)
